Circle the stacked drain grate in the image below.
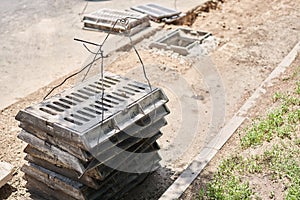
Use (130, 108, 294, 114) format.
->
(16, 72, 169, 200)
(131, 4, 182, 23)
(83, 8, 150, 35)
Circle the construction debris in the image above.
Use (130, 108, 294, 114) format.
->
(15, 72, 169, 200)
(0, 162, 14, 188)
(150, 28, 212, 55)
(83, 8, 150, 35)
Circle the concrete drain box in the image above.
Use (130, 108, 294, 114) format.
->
(16, 72, 169, 200)
(150, 28, 212, 55)
(83, 8, 150, 35)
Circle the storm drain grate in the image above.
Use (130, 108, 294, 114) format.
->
(83, 8, 150, 35)
(131, 3, 182, 22)
(150, 28, 212, 55)
(16, 71, 170, 200)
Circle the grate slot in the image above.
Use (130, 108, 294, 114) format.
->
(94, 81, 111, 88)
(70, 92, 89, 100)
(99, 79, 117, 86)
(88, 84, 104, 91)
(128, 83, 146, 90)
(39, 108, 57, 116)
(90, 104, 109, 111)
(53, 101, 71, 109)
(66, 95, 83, 103)
(83, 107, 102, 115)
(117, 89, 135, 96)
(77, 110, 96, 118)
(59, 98, 77, 106)
(83, 87, 101, 94)
(112, 92, 130, 99)
(46, 104, 64, 112)
(104, 76, 121, 83)
(103, 98, 119, 105)
(78, 89, 94, 97)
(123, 86, 141, 93)
(70, 114, 90, 122)
(64, 117, 83, 126)
(95, 100, 114, 108)
(106, 94, 125, 102)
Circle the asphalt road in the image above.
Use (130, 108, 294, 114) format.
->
(0, 0, 205, 110)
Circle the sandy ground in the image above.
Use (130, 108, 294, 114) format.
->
(180, 0, 300, 198)
(122, 0, 300, 198)
(0, 0, 300, 199)
(182, 52, 300, 200)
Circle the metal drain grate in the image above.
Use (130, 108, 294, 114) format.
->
(83, 8, 150, 34)
(24, 165, 152, 200)
(16, 72, 169, 149)
(16, 71, 170, 200)
(150, 28, 212, 55)
(18, 127, 164, 176)
(131, 4, 181, 22)
(22, 139, 161, 200)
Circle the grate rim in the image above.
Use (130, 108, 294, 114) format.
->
(16, 72, 169, 148)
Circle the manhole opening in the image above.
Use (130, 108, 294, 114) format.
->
(161, 32, 196, 47)
(150, 28, 212, 55)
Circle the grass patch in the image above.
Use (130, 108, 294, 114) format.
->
(197, 82, 300, 199)
(240, 88, 300, 148)
(262, 144, 300, 199)
(296, 81, 300, 94)
(202, 156, 262, 199)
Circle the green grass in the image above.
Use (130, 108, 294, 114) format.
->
(197, 82, 300, 199)
(262, 144, 300, 199)
(240, 87, 300, 148)
(296, 81, 300, 94)
(203, 156, 261, 200)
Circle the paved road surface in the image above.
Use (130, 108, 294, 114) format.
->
(0, 0, 206, 110)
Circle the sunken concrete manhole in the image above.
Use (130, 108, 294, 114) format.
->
(150, 28, 212, 55)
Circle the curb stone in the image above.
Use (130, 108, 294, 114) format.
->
(159, 41, 300, 200)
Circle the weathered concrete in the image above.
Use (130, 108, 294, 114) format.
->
(0, 162, 14, 188)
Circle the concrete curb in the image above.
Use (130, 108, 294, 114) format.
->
(0, 162, 14, 189)
(159, 41, 300, 200)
